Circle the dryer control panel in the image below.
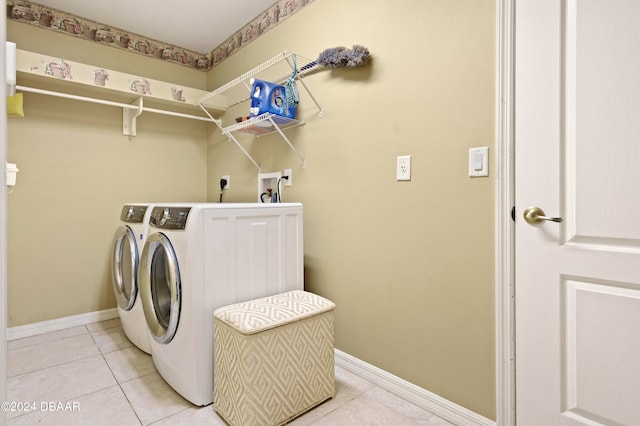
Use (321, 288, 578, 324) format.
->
(120, 205, 148, 223)
(149, 206, 191, 229)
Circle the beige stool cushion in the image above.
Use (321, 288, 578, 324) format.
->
(213, 290, 335, 426)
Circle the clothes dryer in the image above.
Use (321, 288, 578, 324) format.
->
(138, 203, 303, 406)
(111, 204, 153, 354)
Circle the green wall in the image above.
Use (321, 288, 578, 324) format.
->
(206, 0, 496, 419)
(7, 22, 208, 326)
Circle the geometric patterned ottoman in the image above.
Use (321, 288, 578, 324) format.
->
(213, 290, 336, 426)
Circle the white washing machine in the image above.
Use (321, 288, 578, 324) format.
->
(111, 204, 153, 354)
(138, 203, 304, 406)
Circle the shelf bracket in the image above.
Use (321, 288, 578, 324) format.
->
(123, 97, 143, 136)
(267, 116, 306, 168)
(202, 103, 261, 171)
(223, 130, 261, 172)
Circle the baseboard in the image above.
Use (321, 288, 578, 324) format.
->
(6, 308, 119, 341)
(334, 349, 496, 426)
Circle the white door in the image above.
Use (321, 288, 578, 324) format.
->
(515, 0, 640, 425)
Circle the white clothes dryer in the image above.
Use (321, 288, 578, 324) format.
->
(138, 203, 303, 406)
(111, 204, 153, 354)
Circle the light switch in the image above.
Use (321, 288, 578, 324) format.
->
(469, 147, 489, 177)
(473, 152, 483, 171)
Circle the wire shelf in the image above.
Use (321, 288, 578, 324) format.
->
(224, 113, 305, 136)
(197, 51, 322, 170)
(197, 51, 318, 111)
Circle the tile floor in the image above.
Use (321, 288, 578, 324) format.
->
(7, 318, 454, 425)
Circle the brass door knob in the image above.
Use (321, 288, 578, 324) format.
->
(523, 206, 563, 225)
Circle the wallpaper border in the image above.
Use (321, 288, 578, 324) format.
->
(6, 0, 315, 71)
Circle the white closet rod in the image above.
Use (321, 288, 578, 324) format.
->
(16, 85, 215, 123)
(141, 106, 214, 123)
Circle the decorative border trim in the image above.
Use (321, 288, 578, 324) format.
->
(7, 1, 210, 70)
(6, 0, 315, 71)
(209, 0, 314, 68)
(6, 308, 119, 340)
(335, 349, 496, 426)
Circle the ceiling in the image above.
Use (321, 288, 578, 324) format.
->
(31, 0, 280, 53)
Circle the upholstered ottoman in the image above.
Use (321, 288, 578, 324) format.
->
(213, 290, 336, 426)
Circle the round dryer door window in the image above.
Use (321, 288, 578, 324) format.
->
(111, 225, 138, 311)
(139, 232, 181, 344)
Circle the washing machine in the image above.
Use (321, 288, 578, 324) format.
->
(111, 204, 153, 354)
(138, 203, 304, 406)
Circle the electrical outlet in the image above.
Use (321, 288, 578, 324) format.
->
(397, 155, 411, 181)
(221, 175, 230, 189)
(283, 168, 292, 187)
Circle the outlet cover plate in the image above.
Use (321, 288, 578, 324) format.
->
(283, 168, 292, 187)
(397, 155, 411, 181)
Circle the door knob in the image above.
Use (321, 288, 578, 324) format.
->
(523, 206, 563, 225)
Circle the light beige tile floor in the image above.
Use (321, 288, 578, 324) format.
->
(6, 318, 455, 425)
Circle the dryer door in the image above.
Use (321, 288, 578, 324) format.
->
(111, 225, 138, 311)
(139, 232, 181, 344)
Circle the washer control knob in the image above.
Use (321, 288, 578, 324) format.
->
(125, 206, 135, 220)
(159, 208, 170, 226)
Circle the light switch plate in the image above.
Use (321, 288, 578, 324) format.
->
(397, 155, 411, 181)
(469, 147, 489, 177)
